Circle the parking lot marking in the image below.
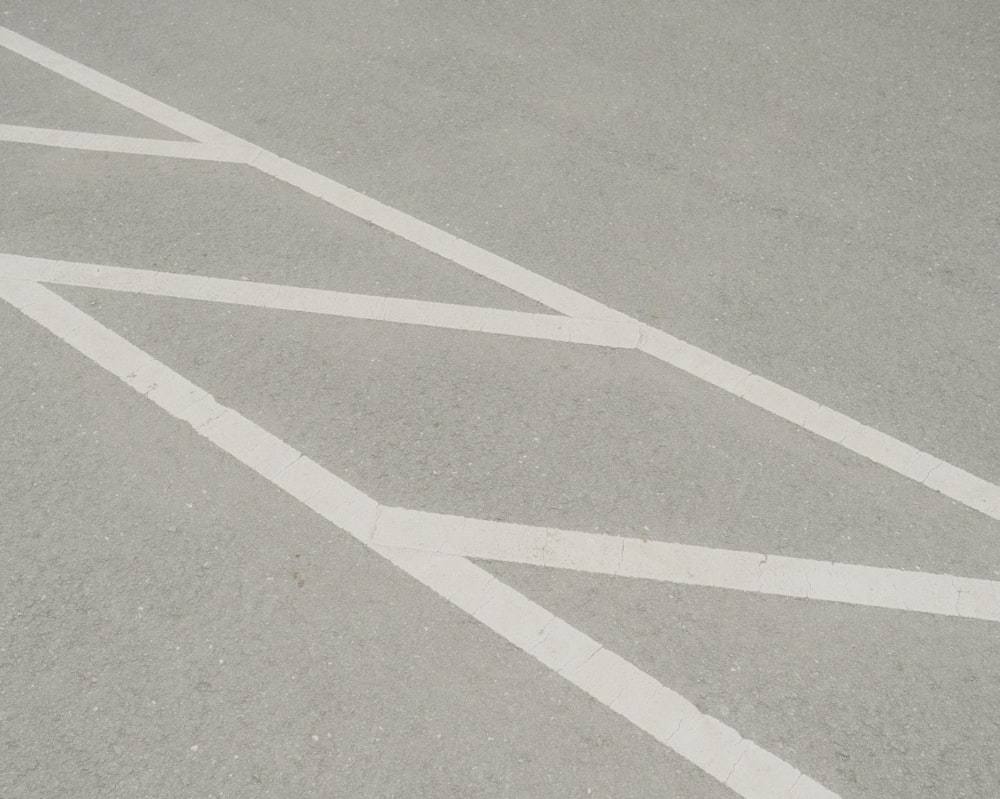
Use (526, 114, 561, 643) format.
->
(0, 255, 639, 347)
(8, 253, 992, 624)
(0, 277, 841, 799)
(0, 26, 242, 146)
(3, 25, 996, 525)
(383, 547, 838, 799)
(373, 508, 1000, 623)
(0, 123, 257, 161)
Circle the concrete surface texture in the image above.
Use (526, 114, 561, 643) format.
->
(2, 3, 998, 798)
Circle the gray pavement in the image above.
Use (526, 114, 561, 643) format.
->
(2, 3, 999, 798)
(1, 304, 729, 799)
(490, 559, 1000, 799)
(54, 286, 1000, 581)
(5, 0, 996, 478)
(0, 147, 543, 308)
(0, 46, 177, 138)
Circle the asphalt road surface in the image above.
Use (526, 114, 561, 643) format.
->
(2, 3, 999, 798)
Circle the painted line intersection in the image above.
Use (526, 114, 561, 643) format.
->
(3, 23, 998, 798)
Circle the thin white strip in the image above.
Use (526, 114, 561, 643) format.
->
(3, 25, 996, 525)
(0, 124, 257, 162)
(0, 25, 622, 322)
(8, 254, 987, 623)
(372, 508, 1000, 623)
(0, 254, 640, 348)
(247, 151, 630, 323)
(637, 326, 1000, 522)
(382, 547, 838, 799)
(0, 27, 246, 146)
(0, 279, 838, 799)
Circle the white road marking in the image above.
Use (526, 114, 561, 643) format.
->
(0, 27, 244, 146)
(4, 254, 998, 531)
(0, 278, 840, 799)
(0, 124, 257, 162)
(247, 151, 629, 322)
(3, 25, 997, 526)
(11, 253, 990, 624)
(0, 254, 640, 347)
(372, 508, 1000, 623)
(384, 548, 837, 799)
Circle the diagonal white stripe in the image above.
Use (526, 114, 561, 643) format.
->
(0, 254, 640, 347)
(0, 124, 257, 162)
(10, 252, 991, 624)
(381, 547, 838, 799)
(0, 278, 840, 799)
(246, 151, 631, 322)
(371, 508, 1000, 623)
(0, 26, 243, 146)
(2, 25, 996, 525)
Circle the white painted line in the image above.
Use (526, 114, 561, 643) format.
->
(373, 508, 1000, 623)
(0, 25, 624, 322)
(839, 425, 940, 483)
(924, 462, 1000, 519)
(3, 25, 999, 526)
(10, 281, 153, 379)
(0, 124, 257, 162)
(636, 324, 1000, 522)
(638, 326, 751, 395)
(384, 546, 836, 799)
(0, 27, 245, 146)
(0, 254, 639, 347)
(249, 152, 629, 322)
(0, 280, 838, 799)
(739, 374, 820, 427)
(0, 276, 49, 310)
